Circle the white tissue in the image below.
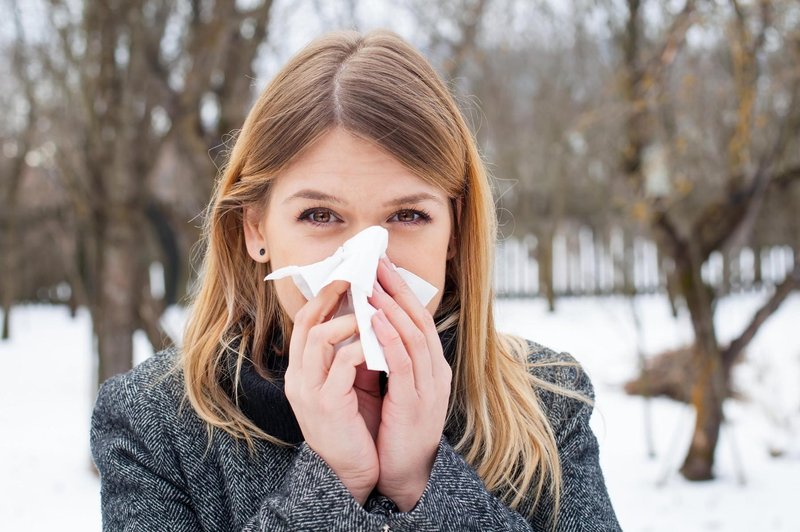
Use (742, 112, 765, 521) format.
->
(263, 225, 439, 373)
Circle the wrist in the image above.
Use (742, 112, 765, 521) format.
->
(352, 488, 371, 507)
(379, 470, 430, 512)
(340, 477, 378, 507)
(385, 479, 427, 512)
(379, 451, 436, 511)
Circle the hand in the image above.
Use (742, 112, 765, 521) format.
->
(368, 256, 453, 512)
(284, 280, 379, 506)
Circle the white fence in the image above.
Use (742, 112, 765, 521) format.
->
(494, 227, 796, 298)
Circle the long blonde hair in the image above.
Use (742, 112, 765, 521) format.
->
(177, 29, 586, 527)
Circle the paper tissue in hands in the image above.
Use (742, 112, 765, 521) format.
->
(263, 225, 439, 374)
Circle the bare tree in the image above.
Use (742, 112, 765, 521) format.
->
(440, 0, 799, 479)
(614, 0, 800, 480)
(468, 2, 627, 308)
(36, 0, 275, 386)
(406, 0, 492, 81)
(0, 3, 39, 340)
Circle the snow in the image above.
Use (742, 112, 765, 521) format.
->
(1, 292, 798, 530)
(496, 292, 800, 531)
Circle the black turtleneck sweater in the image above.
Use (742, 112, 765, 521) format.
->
(228, 325, 460, 446)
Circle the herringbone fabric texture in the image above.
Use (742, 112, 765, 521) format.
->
(90, 340, 621, 531)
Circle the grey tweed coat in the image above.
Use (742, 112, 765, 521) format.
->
(90, 340, 621, 531)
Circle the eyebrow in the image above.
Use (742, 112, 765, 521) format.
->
(283, 189, 444, 207)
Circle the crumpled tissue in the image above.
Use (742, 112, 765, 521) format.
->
(264, 225, 438, 373)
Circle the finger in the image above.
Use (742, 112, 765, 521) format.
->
(368, 278, 433, 392)
(303, 313, 359, 391)
(320, 339, 366, 400)
(376, 257, 448, 383)
(288, 280, 351, 374)
(371, 309, 417, 403)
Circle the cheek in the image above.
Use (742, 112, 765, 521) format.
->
(271, 241, 340, 271)
(265, 213, 332, 264)
(389, 236, 449, 306)
(273, 279, 308, 323)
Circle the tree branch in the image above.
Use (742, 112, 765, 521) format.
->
(722, 261, 800, 370)
(215, 0, 274, 138)
(644, 0, 697, 84)
(697, 62, 800, 259)
(442, 0, 490, 80)
(773, 166, 800, 189)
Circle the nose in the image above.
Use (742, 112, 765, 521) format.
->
(339, 223, 394, 264)
(344, 223, 380, 238)
(341, 223, 388, 240)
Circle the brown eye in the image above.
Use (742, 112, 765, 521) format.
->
(396, 210, 414, 222)
(390, 209, 432, 225)
(297, 208, 341, 227)
(311, 211, 331, 223)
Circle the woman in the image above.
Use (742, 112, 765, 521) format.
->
(90, 29, 620, 531)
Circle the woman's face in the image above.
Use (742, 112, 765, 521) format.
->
(243, 127, 457, 323)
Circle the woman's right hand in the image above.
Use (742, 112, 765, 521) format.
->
(284, 280, 380, 506)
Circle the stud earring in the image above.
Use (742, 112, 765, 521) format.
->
(259, 248, 265, 256)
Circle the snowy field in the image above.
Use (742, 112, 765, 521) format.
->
(1, 292, 798, 531)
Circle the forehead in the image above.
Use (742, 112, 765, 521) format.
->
(271, 129, 448, 202)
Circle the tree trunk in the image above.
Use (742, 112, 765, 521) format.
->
(1, 194, 19, 341)
(624, 230, 636, 296)
(96, 216, 140, 385)
(538, 230, 555, 311)
(662, 256, 680, 317)
(720, 251, 730, 296)
(680, 343, 726, 480)
(1, 306, 9, 340)
(677, 248, 726, 480)
(753, 247, 762, 287)
(1, 186, 20, 340)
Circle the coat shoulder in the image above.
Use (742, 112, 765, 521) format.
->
(96, 346, 183, 400)
(91, 347, 187, 442)
(518, 338, 596, 427)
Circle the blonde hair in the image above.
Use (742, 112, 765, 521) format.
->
(176, 29, 588, 527)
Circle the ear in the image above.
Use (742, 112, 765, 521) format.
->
(447, 197, 462, 261)
(242, 205, 270, 263)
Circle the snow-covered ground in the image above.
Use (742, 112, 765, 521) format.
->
(497, 292, 800, 531)
(1, 292, 798, 530)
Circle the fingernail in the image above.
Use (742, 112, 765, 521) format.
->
(373, 280, 385, 294)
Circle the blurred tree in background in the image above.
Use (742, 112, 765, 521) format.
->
(2, 0, 274, 383)
(470, 0, 800, 479)
(612, 0, 799, 482)
(1, 0, 798, 481)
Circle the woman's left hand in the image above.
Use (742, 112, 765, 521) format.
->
(367, 256, 453, 512)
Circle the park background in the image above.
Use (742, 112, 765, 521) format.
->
(1, 0, 799, 530)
